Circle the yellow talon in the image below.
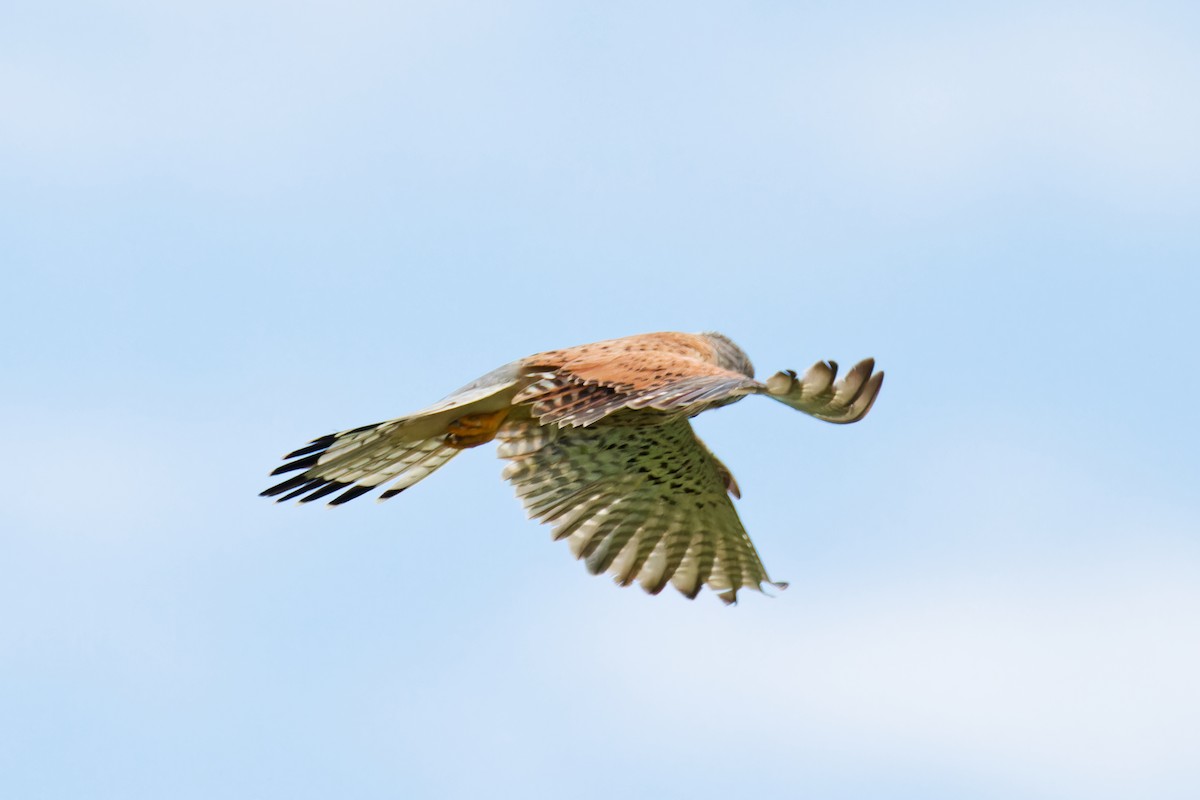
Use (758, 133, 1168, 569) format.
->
(445, 409, 510, 449)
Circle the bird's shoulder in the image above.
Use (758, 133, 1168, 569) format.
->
(521, 331, 721, 391)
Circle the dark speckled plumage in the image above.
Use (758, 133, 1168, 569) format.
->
(262, 331, 884, 604)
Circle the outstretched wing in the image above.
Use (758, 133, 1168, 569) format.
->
(260, 424, 461, 505)
(261, 376, 519, 505)
(497, 417, 785, 604)
(763, 358, 884, 424)
(515, 350, 761, 428)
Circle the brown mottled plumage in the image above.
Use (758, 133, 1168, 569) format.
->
(262, 332, 884, 604)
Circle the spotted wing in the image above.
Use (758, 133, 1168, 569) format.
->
(497, 417, 785, 604)
(514, 351, 761, 428)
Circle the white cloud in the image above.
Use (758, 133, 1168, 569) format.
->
(533, 555, 1200, 798)
(821, 10, 1200, 197)
(5, 2, 1197, 209)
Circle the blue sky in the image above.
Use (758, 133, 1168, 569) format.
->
(2, 2, 1198, 798)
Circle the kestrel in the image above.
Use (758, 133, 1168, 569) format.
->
(262, 332, 883, 604)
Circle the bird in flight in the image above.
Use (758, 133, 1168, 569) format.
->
(263, 332, 883, 604)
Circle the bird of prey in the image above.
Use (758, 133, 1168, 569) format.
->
(263, 331, 883, 604)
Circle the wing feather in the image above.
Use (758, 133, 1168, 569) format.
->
(262, 372, 520, 504)
(516, 349, 761, 428)
(497, 417, 785, 604)
(763, 357, 884, 424)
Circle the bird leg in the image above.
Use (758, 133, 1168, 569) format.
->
(445, 409, 510, 449)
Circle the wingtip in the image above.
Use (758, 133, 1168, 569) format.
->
(378, 486, 407, 502)
(283, 434, 336, 460)
(327, 484, 374, 506)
